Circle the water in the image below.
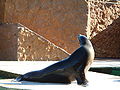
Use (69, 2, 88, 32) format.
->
(90, 67, 120, 76)
(0, 87, 25, 90)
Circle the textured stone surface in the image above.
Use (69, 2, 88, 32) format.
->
(0, 23, 18, 61)
(0, 0, 120, 59)
(86, 0, 120, 58)
(18, 24, 69, 61)
(0, 0, 6, 22)
(3, 0, 88, 54)
(91, 17, 120, 58)
(87, 0, 120, 38)
(0, 23, 69, 61)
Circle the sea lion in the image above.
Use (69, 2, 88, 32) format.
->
(15, 34, 94, 86)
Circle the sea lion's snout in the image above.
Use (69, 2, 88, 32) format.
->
(77, 34, 88, 45)
(77, 34, 81, 42)
(77, 34, 81, 38)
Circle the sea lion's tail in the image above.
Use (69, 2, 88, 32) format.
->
(14, 75, 23, 82)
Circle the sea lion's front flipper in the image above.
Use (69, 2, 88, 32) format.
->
(75, 64, 88, 86)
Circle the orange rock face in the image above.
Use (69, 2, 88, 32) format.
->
(0, 23, 69, 61)
(91, 17, 120, 58)
(3, 0, 88, 53)
(87, 1, 120, 38)
(0, 23, 18, 60)
(0, 0, 120, 59)
(87, 1, 120, 58)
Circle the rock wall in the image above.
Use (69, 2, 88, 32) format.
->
(3, 0, 88, 54)
(0, 23, 18, 61)
(87, 0, 120, 58)
(87, 0, 120, 38)
(18, 24, 69, 61)
(91, 17, 120, 58)
(0, 0, 6, 22)
(0, 23, 69, 61)
(0, 0, 120, 59)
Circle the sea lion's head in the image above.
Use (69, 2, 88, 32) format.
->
(77, 34, 91, 46)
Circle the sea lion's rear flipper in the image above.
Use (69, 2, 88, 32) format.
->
(15, 75, 24, 82)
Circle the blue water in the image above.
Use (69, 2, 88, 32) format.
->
(0, 87, 23, 90)
(90, 67, 120, 76)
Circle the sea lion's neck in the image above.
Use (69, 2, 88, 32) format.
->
(80, 40, 92, 47)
